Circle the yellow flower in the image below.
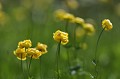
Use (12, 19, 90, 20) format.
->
(18, 40, 32, 48)
(54, 9, 74, 22)
(83, 23, 95, 35)
(53, 30, 69, 45)
(66, 0, 79, 10)
(54, 9, 66, 20)
(72, 17, 85, 25)
(63, 13, 74, 21)
(76, 27, 86, 38)
(26, 48, 42, 59)
(36, 42, 48, 54)
(14, 48, 27, 60)
(102, 19, 113, 31)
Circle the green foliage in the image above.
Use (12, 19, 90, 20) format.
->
(0, 0, 120, 79)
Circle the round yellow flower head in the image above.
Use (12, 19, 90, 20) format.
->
(36, 42, 48, 54)
(26, 48, 42, 59)
(63, 13, 75, 22)
(83, 23, 95, 35)
(66, 0, 79, 10)
(54, 9, 66, 20)
(72, 17, 85, 25)
(18, 39, 32, 48)
(14, 48, 27, 60)
(76, 27, 85, 38)
(53, 30, 69, 45)
(102, 19, 113, 31)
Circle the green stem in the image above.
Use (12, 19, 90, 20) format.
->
(21, 54, 24, 78)
(26, 0, 34, 39)
(28, 55, 33, 78)
(65, 20, 70, 73)
(94, 28, 105, 79)
(21, 54, 23, 71)
(40, 57, 42, 79)
(66, 49, 70, 69)
(73, 24, 77, 48)
(73, 24, 77, 59)
(56, 41, 61, 79)
(65, 20, 69, 32)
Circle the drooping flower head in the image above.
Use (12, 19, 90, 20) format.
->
(14, 48, 27, 60)
(102, 19, 113, 31)
(83, 23, 95, 35)
(53, 30, 69, 45)
(36, 42, 48, 54)
(18, 39, 32, 48)
(26, 48, 42, 59)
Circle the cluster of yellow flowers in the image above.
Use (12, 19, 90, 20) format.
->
(14, 40, 47, 60)
(53, 30, 69, 45)
(54, 9, 95, 36)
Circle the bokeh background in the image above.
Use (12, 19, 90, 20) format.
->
(0, 0, 120, 79)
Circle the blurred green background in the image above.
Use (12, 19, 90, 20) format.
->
(0, 0, 120, 79)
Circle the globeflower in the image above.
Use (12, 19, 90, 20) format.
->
(53, 30, 69, 45)
(72, 17, 85, 25)
(54, 9, 66, 20)
(63, 13, 74, 22)
(66, 0, 79, 10)
(83, 23, 95, 35)
(26, 48, 42, 59)
(54, 9, 74, 22)
(102, 19, 113, 31)
(18, 39, 32, 48)
(36, 42, 47, 54)
(14, 48, 27, 60)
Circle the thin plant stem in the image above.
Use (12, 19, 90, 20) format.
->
(25, 58, 31, 79)
(65, 20, 69, 32)
(26, 0, 34, 40)
(28, 55, 33, 78)
(21, 54, 26, 79)
(66, 49, 70, 69)
(81, 33, 87, 79)
(64, 19, 71, 73)
(28, 55, 33, 72)
(73, 24, 77, 59)
(21, 54, 23, 72)
(56, 41, 61, 79)
(73, 24, 77, 48)
(40, 57, 42, 79)
(94, 28, 105, 79)
(21, 54, 24, 78)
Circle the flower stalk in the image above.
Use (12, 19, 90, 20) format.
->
(94, 28, 105, 79)
(56, 41, 61, 79)
(94, 19, 113, 79)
